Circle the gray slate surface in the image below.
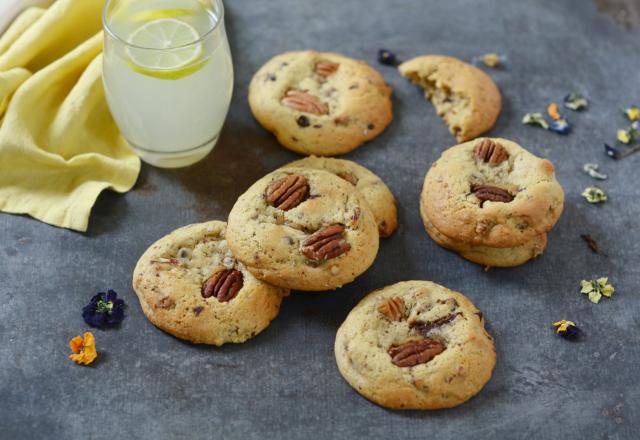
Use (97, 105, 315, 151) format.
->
(1, 0, 639, 438)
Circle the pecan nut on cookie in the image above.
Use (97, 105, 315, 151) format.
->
(420, 138, 564, 267)
(226, 167, 379, 291)
(281, 156, 397, 237)
(132, 221, 288, 346)
(335, 281, 496, 410)
(249, 51, 393, 156)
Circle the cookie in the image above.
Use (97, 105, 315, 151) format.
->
(282, 156, 397, 237)
(132, 221, 288, 346)
(249, 50, 393, 156)
(421, 138, 564, 249)
(422, 211, 547, 267)
(226, 167, 379, 291)
(335, 281, 496, 410)
(399, 55, 501, 142)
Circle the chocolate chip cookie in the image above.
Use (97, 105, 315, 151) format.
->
(420, 138, 564, 267)
(226, 167, 379, 291)
(249, 51, 393, 156)
(132, 221, 288, 345)
(335, 280, 496, 409)
(399, 55, 501, 142)
(281, 156, 397, 237)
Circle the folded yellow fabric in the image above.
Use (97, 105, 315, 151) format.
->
(0, 0, 140, 232)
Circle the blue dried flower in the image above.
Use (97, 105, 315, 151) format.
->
(549, 118, 571, 135)
(82, 289, 125, 328)
(377, 49, 398, 66)
(604, 143, 620, 159)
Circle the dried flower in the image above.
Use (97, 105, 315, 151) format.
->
(623, 106, 639, 122)
(82, 289, 125, 328)
(377, 49, 398, 66)
(581, 186, 607, 203)
(617, 129, 631, 144)
(617, 121, 639, 144)
(583, 163, 607, 180)
(605, 143, 621, 159)
(69, 332, 97, 365)
(606, 142, 640, 160)
(549, 118, 571, 135)
(552, 320, 581, 341)
(564, 93, 588, 111)
(522, 112, 549, 129)
(580, 278, 615, 304)
(547, 102, 561, 121)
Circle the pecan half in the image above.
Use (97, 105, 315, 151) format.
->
(301, 224, 351, 261)
(315, 61, 339, 77)
(201, 269, 243, 302)
(378, 297, 405, 321)
(281, 90, 328, 115)
(410, 312, 461, 336)
(471, 184, 514, 207)
(265, 174, 309, 210)
(474, 139, 509, 166)
(388, 338, 445, 367)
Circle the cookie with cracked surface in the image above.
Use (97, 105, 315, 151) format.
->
(249, 50, 393, 156)
(421, 138, 564, 250)
(226, 167, 379, 291)
(132, 221, 288, 346)
(399, 55, 501, 142)
(335, 280, 496, 410)
(282, 156, 397, 237)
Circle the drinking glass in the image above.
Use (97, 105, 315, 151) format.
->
(103, 0, 233, 168)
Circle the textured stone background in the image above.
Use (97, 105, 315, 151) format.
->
(1, 0, 639, 439)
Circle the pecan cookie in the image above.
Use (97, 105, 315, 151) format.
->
(226, 167, 379, 291)
(335, 281, 496, 409)
(420, 138, 564, 266)
(399, 55, 501, 142)
(248, 51, 393, 156)
(132, 221, 288, 345)
(281, 156, 397, 237)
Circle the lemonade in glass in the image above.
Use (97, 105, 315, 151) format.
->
(103, 0, 233, 168)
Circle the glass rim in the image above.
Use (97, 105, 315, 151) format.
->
(102, 0, 225, 51)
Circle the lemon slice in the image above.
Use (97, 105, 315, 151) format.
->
(126, 18, 206, 80)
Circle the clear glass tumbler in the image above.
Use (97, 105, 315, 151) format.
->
(103, 0, 233, 168)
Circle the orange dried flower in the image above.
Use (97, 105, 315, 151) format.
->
(547, 102, 561, 121)
(69, 332, 97, 365)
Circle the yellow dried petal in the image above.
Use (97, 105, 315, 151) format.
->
(482, 53, 500, 67)
(68, 332, 97, 366)
(617, 129, 631, 144)
(626, 107, 639, 121)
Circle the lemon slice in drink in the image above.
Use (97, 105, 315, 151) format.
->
(126, 18, 206, 80)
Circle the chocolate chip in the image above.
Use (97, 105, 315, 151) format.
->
(367, 123, 375, 130)
(296, 116, 310, 127)
(193, 306, 204, 316)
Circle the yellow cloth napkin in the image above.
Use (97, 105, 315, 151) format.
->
(0, 0, 140, 232)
